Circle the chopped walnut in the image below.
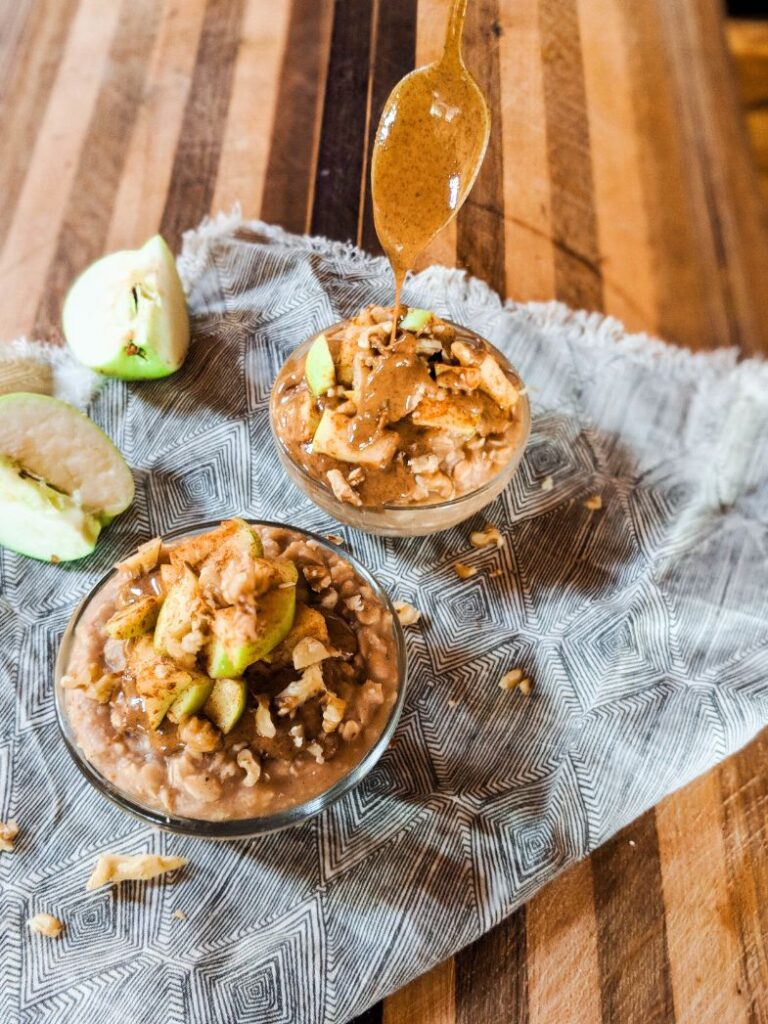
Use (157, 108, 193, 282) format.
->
(447, 698, 459, 708)
(173, 909, 188, 921)
(518, 677, 532, 696)
(326, 534, 344, 545)
(488, 568, 503, 578)
(499, 669, 531, 695)
(344, 594, 364, 613)
(236, 748, 261, 787)
(394, 601, 421, 626)
(306, 741, 325, 764)
(415, 470, 453, 499)
(178, 716, 220, 754)
(584, 494, 602, 511)
(339, 720, 361, 742)
(292, 637, 334, 670)
(454, 562, 477, 579)
(304, 564, 332, 592)
(322, 691, 347, 733)
(289, 723, 305, 748)
(469, 525, 505, 549)
(327, 469, 362, 506)
(347, 467, 365, 486)
(541, 475, 554, 492)
(275, 664, 326, 716)
(87, 853, 188, 890)
(0, 820, 19, 853)
(116, 537, 163, 578)
(409, 454, 439, 476)
(27, 913, 64, 938)
(61, 665, 120, 704)
(254, 695, 276, 738)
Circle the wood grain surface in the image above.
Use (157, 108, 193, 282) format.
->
(1, 1, 767, 1021)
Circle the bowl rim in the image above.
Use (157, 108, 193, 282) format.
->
(54, 519, 408, 840)
(268, 317, 532, 515)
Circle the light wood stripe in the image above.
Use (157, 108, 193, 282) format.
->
(106, 0, 208, 251)
(527, 859, 602, 1024)
(383, 957, 455, 1024)
(0, 0, 79, 250)
(33, 0, 163, 337)
(0, 0, 122, 340)
(211, 0, 292, 219)
(498, 0, 554, 303)
(457, 0, 506, 297)
(260, 0, 334, 234)
(538, 0, 603, 311)
(578, 0, 657, 334)
(456, 909, 529, 1023)
(159, 0, 246, 250)
(656, 770, 751, 1024)
(592, 810, 675, 1024)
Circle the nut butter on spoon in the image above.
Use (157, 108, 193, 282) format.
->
(370, 0, 491, 329)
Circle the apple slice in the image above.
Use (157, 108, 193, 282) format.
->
(166, 677, 214, 724)
(63, 235, 189, 380)
(399, 307, 433, 333)
(305, 333, 335, 396)
(207, 559, 298, 678)
(203, 677, 247, 734)
(311, 408, 398, 468)
(105, 596, 161, 640)
(0, 455, 102, 562)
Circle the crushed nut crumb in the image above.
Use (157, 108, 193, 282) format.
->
(173, 909, 188, 921)
(447, 698, 459, 708)
(518, 677, 532, 696)
(454, 562, 477, 579)
(327, 468, 362, 506)
(306, 741, 325, 764)
(339, 720, 360, 742)
(488, 568, 502, 578)
(86, 853, 188, 890)
(469, 525, 505, 549)
(289, 723, 305, 748)
(541, 475, 554, 492)
(583, 494, 602, 511)
(322, 691, 346, 734)
(326, 534, 344, 545)
(27, 913, 64, 938)
(0, 820, 19, 853)
(394, 601, 421, 626)
(499, 668, 524, 690)
(236, 748, 261, 786)
(254, 695, 277, 738)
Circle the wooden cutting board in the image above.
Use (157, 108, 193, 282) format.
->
(0, 1, 766, 1021)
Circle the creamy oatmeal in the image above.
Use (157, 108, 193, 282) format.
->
(271, 306, 528, 509)
(60, 521, 400, 822)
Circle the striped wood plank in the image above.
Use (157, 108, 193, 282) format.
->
(0, 2, 766, 1022)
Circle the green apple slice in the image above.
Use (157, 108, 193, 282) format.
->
(154, 565, 207, 661)
(0, 393, 134, 522)
(400, 307, 433, 333)
(166, 677, 215, 724)
(203, 677, 247, 734)
(207, 559, 298, 678)
(105, 596, 161, 640)
(305, 333, 335, 396)
(63, 234, 189, 380)
(0, 455, 102, 562)
(311, 408, 398, 468)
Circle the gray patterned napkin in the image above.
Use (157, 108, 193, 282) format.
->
(2, 216, 767, 1024)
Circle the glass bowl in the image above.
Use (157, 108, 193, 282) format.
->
(54, 520, 408, 840)
(269, 320, 531, 536)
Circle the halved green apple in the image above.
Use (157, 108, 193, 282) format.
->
(203, 677, 247, 734)
(0, 393, 134, 561)
(63, 235, 189, 380)
(305, 333, 335, 396)
(207, 559, 298, 678)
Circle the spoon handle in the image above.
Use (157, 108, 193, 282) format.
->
(443, 0, 469, 62)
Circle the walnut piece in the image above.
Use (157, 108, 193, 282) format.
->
(469, 525, 505, 549)
(116, 537, 163, 578)
(0, 820, 19, 853)
(178, 715, 221, 754)
(292, 637, 335, 671)
(454, 562, 477, 580)
(61, 665, 120, 704)
(275, 664, 326, 716)
(236, 748, 261, 787)
(254, 695, 277, 738)
(322, 691, 347, 734)
(173, 909, 188, 921)
(86, 853, 188, 890)
(584, 494, 602, 511)
(27, 913, 64, 938)
(339, 720, 361, 742)
(327, 469, 362, 507)
(306, 741, 325, 764)
(499, 668, 532, 695)
(394, 601, 421, 626)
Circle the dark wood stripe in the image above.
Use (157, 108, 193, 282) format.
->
(456, 0, 506, 298)
(359, 0, 418, 254)
(0, 0, 79, 251)
(538, 0, 604, 311)
(159, 0, 246, 252)
(456, 907, 528, 1024)
(310, 0, 374, 244)
(592, 809, 675, 1024)
(718, 731, 768, 1015)
(32, 0, 161, 338)
(348, 1002, 384, 1024)
(261, 0, 332, 234)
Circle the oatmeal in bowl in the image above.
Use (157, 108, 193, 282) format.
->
(55, 519, 406, 838)
(270, 306, 530, 536)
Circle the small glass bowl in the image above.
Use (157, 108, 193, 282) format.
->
(269, 321, 531, 537)
(54, 520, 408, 840)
